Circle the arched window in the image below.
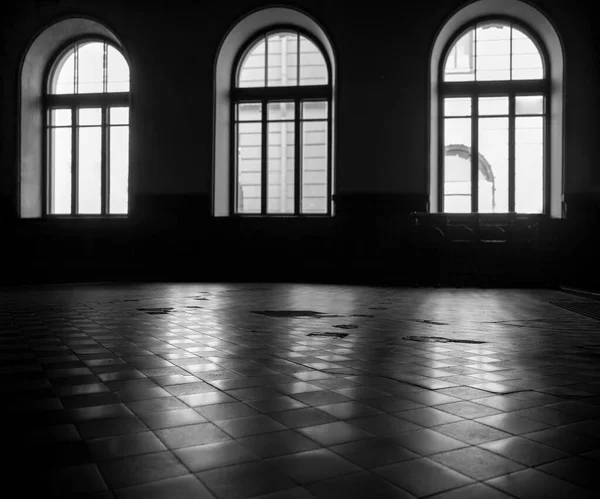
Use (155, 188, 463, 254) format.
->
(213, 7, 336, 218)
(430, 1, 564, 217)
(45, 39, 130, 215)
(232, 30, 332, 215)
(440, 20, 547, 214)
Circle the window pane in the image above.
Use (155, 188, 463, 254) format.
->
(238, 39, 266, 88)
(444, 118, 471, 213)
(479, 96, 508, 116)
(299, 36, 328, 86)
(110, 107, 129, 125)
(77, 42, 104, 94)
(52, 49, 75, 94)
(78, 126, 102, 214)
(109, 126, 129, 214)
(237, 122, 262, 213)
(267, 33, 298, 87)
(444, 30, 475, 81)
(516, 95, 544, 115)
(516, 116, 544, 213)
(476, 23, 511, 81)
(268, 102, 295, 121)
(512, 27, 544, 80)
(50, 128, 72, 214)
(268, 122, 295, 214)
(444, 98, 471, 117)
(237, 102, 262, 121)
(107, 45, 130, 92)
(478, 117, 509, 213)
(302, 120, 328, 214)
(79, 108, 102, 126)
(302, 101, 328, 120)
(51, 109, 71, 127)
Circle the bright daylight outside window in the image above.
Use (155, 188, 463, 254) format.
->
(234, 31, 332, 215)
(441, 21, 546, 214)
(46, 40, 130, 215)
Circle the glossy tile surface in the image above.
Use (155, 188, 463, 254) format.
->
(2, 283, 599, 497)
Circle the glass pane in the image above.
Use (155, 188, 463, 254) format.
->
(476, 23, 511, 81)
(444, 30, 474, 82)
(444, 98, 471, 117)
(478, 117, 509, 213)
(52, 49, 75, 94)
(515, 116, 544, 213)
(107, 45, 130, 92)
(268, 122, 295, 214)
(299, 36, 328, 85)
(50, 128, 72, 214)
(77, 42, 105, 94)
(78, 126, 102, 214)
(109, 126, 129, 214)
(79, 108, 102, 126)
(516, 95, 544, 115)
(51, 109, 71, 127)
(237, 102, 262, 122)
(238, 39, 266, 88)
(512, 27, 544, 80)
(237, 122, 262, 213)
(479, 96, 508, 116)
(110, 107, 129, 125)
(302, 120, 328, 214)
(444, 118, 471, 213)
(267, 33, 298, 87)
(302, 101, 328, 120)
(268, 102, 295, 121)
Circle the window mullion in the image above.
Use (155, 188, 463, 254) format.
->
(509, 93, 516, 212)
(261, 100, 267, 215)
(471, 96, 479, 213)
(326, 100, 333, 216)
(102, 106, 109, 215)
(72, 106, 78, 215)
(295, 99, 301, 215)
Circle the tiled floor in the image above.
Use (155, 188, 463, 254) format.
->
(2, 282, 600, 498)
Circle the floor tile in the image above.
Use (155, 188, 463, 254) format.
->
(97, 451, 188, 489)
(86, 431, 166, 461)
(155, 423, 232, 449)
(480, 436, 569, 466)
(373, 457, 473, 497)
(296, 421, 373, 446)
(175, 440, 259, 472)
(434, 420, 513, 445)
(238, 429, 321, 458)
(114, 475, 215, 499)
(329, 436, 419, 468)
(306, 471, 415, 498)
(387, 428, 469, 455)
(430, 446, 525, 480)
(197, 461, 297, 498)
(346, 414, 422, 435)
(195, 402, 260, 421)
(267, 448, 360, 484)
(486, 468, 596, 499)
(537, 455, 598, 489)
(214, 415, 288, 438)
(269, 407, 338, 428)
(138, 408, 208, 429)
(474, 413, 551, 434)
(397, 407, 464, 427)
(427, 483, 514, 498)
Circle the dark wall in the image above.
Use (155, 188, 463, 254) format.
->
(0, 0, 598, 286)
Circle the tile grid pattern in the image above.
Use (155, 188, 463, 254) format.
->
(1, 283, 599, 498)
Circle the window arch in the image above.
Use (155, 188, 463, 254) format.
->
(213, 7, 336, 217)
(429, 0, 564, 217)
(45, 39, 130, 215)
(19, 17, 129, 218)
